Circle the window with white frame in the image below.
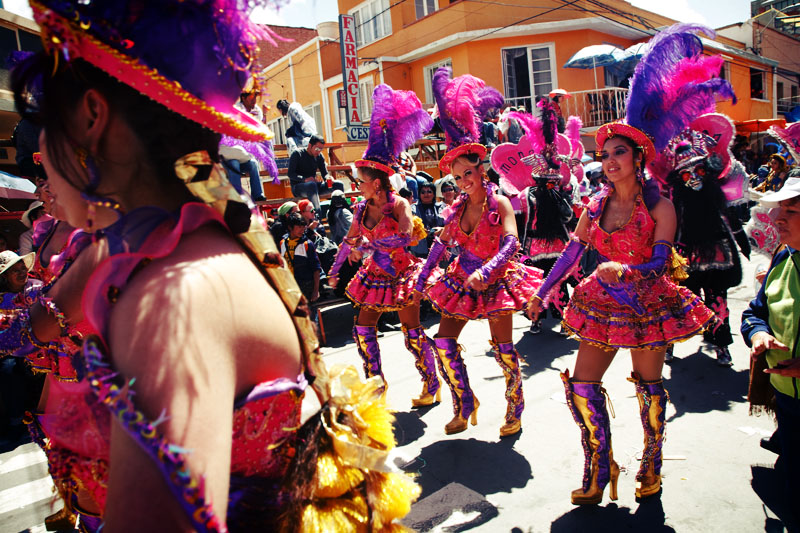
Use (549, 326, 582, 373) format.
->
(332, 80, 375, 127)
(750, 68, 767, 100)
(424, 59, 452, 105)
(304, 103, 322, 136)
(351, 0, 391, 47)
(717, 60, 731, 81)
(332, 91, 348, 127)
(502, 44, 557, 112)
(360, 78, 375, 121)
(267, 116, 287, 145)
(415, 0, 438, 19)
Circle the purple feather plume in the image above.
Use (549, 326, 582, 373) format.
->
(220, 136, 279, 183)
(433, 67, 470, 149)
(475, 87, 505, 120)
(363, 84, 433, 165)
(626, 23, 735, 151)
(433, 66, 504, 150)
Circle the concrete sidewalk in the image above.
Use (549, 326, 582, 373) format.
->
(319, 254, 790, 532)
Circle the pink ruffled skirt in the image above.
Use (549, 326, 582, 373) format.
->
(427, 258, 543, 320)
(345, 256, 436, 311)
(562, 273, 715, 350)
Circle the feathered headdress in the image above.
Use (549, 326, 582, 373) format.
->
(355, 84, 434, 175)
(596, 23, 736, 165)
(491, 101, 573, 198)
(433, 67, 504, 173)
(768, 122, 800, 165)
(28, 0, 288, 141)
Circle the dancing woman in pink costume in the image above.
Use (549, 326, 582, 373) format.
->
(414, 68, 543, 437)
(529, 24, 722, 506)
(328, 84, 442, 408)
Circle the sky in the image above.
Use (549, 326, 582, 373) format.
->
(2, 0, 754, 30)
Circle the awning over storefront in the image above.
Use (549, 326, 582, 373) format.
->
(735, 118, 786, 134)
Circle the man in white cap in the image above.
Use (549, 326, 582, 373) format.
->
(741, 176, 800, 526)
(18, 201, 44, 255)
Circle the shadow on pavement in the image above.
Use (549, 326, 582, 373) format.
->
(400, 437, 532, 498)
(515, 319, 580, 379)
(393, 410, 429, 447)
(751, 464, 799, 531)
(663, 346, 750, 422)
(549, 497, 675, 532)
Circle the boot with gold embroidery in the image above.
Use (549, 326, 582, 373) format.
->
(434, 337, 478, 434)
(352, 324, 385, 390)
(491, 339, 524, 437)
(628, 372, 669, 499)
(403, 325, 441, 408)
(562, 370, 619, 505)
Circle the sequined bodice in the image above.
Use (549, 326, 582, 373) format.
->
(588, 196, 655, 263)
(359, 203, 400, 244)
(449, 203, 504, 260)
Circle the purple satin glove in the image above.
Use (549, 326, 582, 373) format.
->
(476, 234, 519, 282)
(328, 241, 353, 280)
(535, 238, 586, 304)
(415, 237, 447, 293)
(623, 241, 671, 280)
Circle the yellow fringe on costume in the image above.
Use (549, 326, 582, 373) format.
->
(669, 247, 689, 282)
(410, 216, 427, 247)
(299, 366, 421, 532)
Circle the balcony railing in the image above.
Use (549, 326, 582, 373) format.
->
(778, 96, 799, 114)
(562, 88, 629, 128)
(502, 88, 628, 128)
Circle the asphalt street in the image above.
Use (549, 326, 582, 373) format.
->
(318, 252, 789, 532)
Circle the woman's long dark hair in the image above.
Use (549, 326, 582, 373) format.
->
(11, 53, 221, 195)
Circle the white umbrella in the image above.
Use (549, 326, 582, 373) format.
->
(564, 44, 626, 90)
(618, 42, 650, 66)
(0, 171, 36, 199)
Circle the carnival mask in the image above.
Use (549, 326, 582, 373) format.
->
(680, 165, 706, 191)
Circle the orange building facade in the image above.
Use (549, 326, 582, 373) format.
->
(262, 0, 782, 163)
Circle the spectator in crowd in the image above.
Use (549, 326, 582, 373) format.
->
(438, 177, 458, 206)
(218, 144, 266, 201)
(481, 117, 498, 148)
(394, 151, 425, 201)
(298, 198, 324, 240)
(410, 181, 444, 257)
(0, 234, 8, 253)
(741, 177, 800, 527)
(18, 201, 45, 255)
(287, 134, 344, 210)
(269, 201, 298, 244)
(0, 251, 39, 306)
(0, 250, 43, 446)
(234, 89, 263, 122)
(755, 154, 791, 193)
(276, 99, 318, 154)
(327, 190, 353, 245)
(280, 212, 322, 306)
